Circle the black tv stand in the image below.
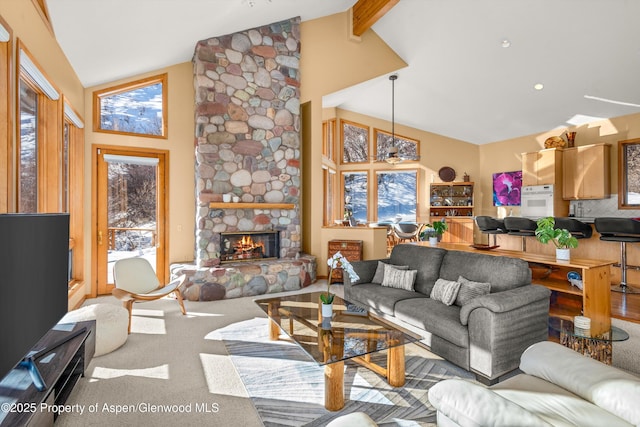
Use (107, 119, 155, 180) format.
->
(0, 321, 95, 426)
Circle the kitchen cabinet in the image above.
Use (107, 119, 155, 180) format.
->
(563, 143, 610, 200)
(522, 148, 563, 186)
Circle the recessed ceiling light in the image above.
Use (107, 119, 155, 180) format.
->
(501, 39, 511, 48)
(534, 83, 544, 91)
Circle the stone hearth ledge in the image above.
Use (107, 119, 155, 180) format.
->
(170, 254, 316, 301)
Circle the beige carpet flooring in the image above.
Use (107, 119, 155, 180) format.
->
(56, 282, 640, 426)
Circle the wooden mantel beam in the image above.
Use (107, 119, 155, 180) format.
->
(351, 0, 400, 37)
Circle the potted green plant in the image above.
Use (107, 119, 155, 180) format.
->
(421, 219, 448, 245)
(421, 227, 438, 245)
(321, 251, 360, 318)
(534, 217, 578, 260)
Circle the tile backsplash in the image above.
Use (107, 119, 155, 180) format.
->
(572, 195, 640, 218)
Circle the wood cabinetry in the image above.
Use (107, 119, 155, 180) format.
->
(328, 240, 363, 283)
(562, 143, 610, 200)
(429, 182, 474, 218)
(522, 148, 563, 186)
(439, 217, 475, 244)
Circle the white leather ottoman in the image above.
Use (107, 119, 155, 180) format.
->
(61, 304, 128, 356)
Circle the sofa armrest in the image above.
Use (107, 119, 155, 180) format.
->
(463, 285, 551, 379)
(344, 259, 385, 286)
(460, 285, 551, 325)
(428, 379, 552, 427)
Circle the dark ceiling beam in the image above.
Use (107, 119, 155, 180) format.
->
(351, 0, 400, 37)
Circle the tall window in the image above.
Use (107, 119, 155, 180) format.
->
(17, 42, 61, 213)
(18, 78, 38, 212)
(323, 166, 336, 225)
(376, 170, 417, 222)
(0, 17, 10, 212)
(342, 171, 368, 222)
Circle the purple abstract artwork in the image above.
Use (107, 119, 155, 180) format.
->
(493, 171, 522, 206)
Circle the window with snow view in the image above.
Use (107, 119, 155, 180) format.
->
(93, 73, 167, 138)
(376, 170, 417, 222)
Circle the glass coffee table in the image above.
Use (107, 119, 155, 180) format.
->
(255, 292, 420, 411)
(549, 317, 629, 364)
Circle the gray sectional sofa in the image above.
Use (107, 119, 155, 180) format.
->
(343, 244, 551, 382)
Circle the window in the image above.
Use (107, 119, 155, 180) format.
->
(341, 120, 369, 163)
(342, 171, 368, 222)
(619, 138, 640, 207)
(0, 17, 11, 212)
(376, 170, 417, 222)
(93, 74, 167, 138)
(18, 78, 38, 212)
(374, 129, 419, 162)
(323, 166, 336, 225)
(322, 118, 336, 162)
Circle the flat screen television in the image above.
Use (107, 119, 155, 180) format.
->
(0, 213, 70, 385)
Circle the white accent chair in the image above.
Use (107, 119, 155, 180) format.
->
(112, 257, 187, 333)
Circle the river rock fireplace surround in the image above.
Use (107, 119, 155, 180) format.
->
(170, 17, 316, 302)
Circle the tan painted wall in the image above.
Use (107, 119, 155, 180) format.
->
(0, 1, 84, 110)
(477, 112, 640, 218)
(334, 108, 479, 223)
(300, 11, 407, 264)
(83, 62, 196, 291)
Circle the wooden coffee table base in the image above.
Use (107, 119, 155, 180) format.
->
(324, 361, 345, 411)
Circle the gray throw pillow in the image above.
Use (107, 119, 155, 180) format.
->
(455, 275, 491, 306)
(381, 268, 417, 291)
(372, 261, 409, 284)
(430, 278, 461, 306)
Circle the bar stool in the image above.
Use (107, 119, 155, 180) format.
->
(554, 218, 593, 239)
(594, 217, 640, 293)
(475, 216, 507, 246)
(503, 217, 537, 251)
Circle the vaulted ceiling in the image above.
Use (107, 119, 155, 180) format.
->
(48, 0, 640, 145)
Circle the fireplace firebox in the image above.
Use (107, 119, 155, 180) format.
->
(219, 231, 280, 263)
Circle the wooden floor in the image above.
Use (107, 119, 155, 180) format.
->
(612, 290, 640, 324)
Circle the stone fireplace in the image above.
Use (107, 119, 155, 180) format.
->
(171, 16, 316, 302)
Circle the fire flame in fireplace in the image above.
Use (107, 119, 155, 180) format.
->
(236, 235, 264, 254)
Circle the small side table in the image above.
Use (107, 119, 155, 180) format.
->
(327, 240, 363, 284)
(549, 317, 629, 364)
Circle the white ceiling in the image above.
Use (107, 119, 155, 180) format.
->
(48, 0, 640, 145)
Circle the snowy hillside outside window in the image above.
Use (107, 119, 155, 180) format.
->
(377, 170, 417, 222)
(94, 74, 167, 138)
(343, 171, 368, 222)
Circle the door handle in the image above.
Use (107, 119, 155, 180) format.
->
(98, 230, 103, 245)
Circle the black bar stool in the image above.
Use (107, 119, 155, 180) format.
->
(503, 217, 537, 251)
(475, 216, 506, 246)
(594, 217, 640, 293)
(554, 218, 593, 239)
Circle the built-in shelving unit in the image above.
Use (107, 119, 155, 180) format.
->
(429, 182, 474, 218)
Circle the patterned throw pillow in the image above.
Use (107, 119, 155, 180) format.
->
(372, 261, 409, 284)
(455, 276, 491, 306)
(381, 267, 417, 291)
(430, 278, 461, 306)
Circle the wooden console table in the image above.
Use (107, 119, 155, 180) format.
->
(0, 321, 95, 427)
(415, 242, 615, 334)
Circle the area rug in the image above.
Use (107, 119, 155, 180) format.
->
(211, 317, 474, 427)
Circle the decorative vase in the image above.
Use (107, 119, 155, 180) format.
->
(429, 236, 438, 246)
(321, 303, 333, 319)
(556, 248, 570, 261)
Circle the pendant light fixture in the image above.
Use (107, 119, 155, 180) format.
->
(386, 74, 402, 164)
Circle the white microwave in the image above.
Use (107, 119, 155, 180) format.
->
(521, 185, 554, 219)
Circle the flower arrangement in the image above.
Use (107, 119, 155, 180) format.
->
(321, 251, 360, 304)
